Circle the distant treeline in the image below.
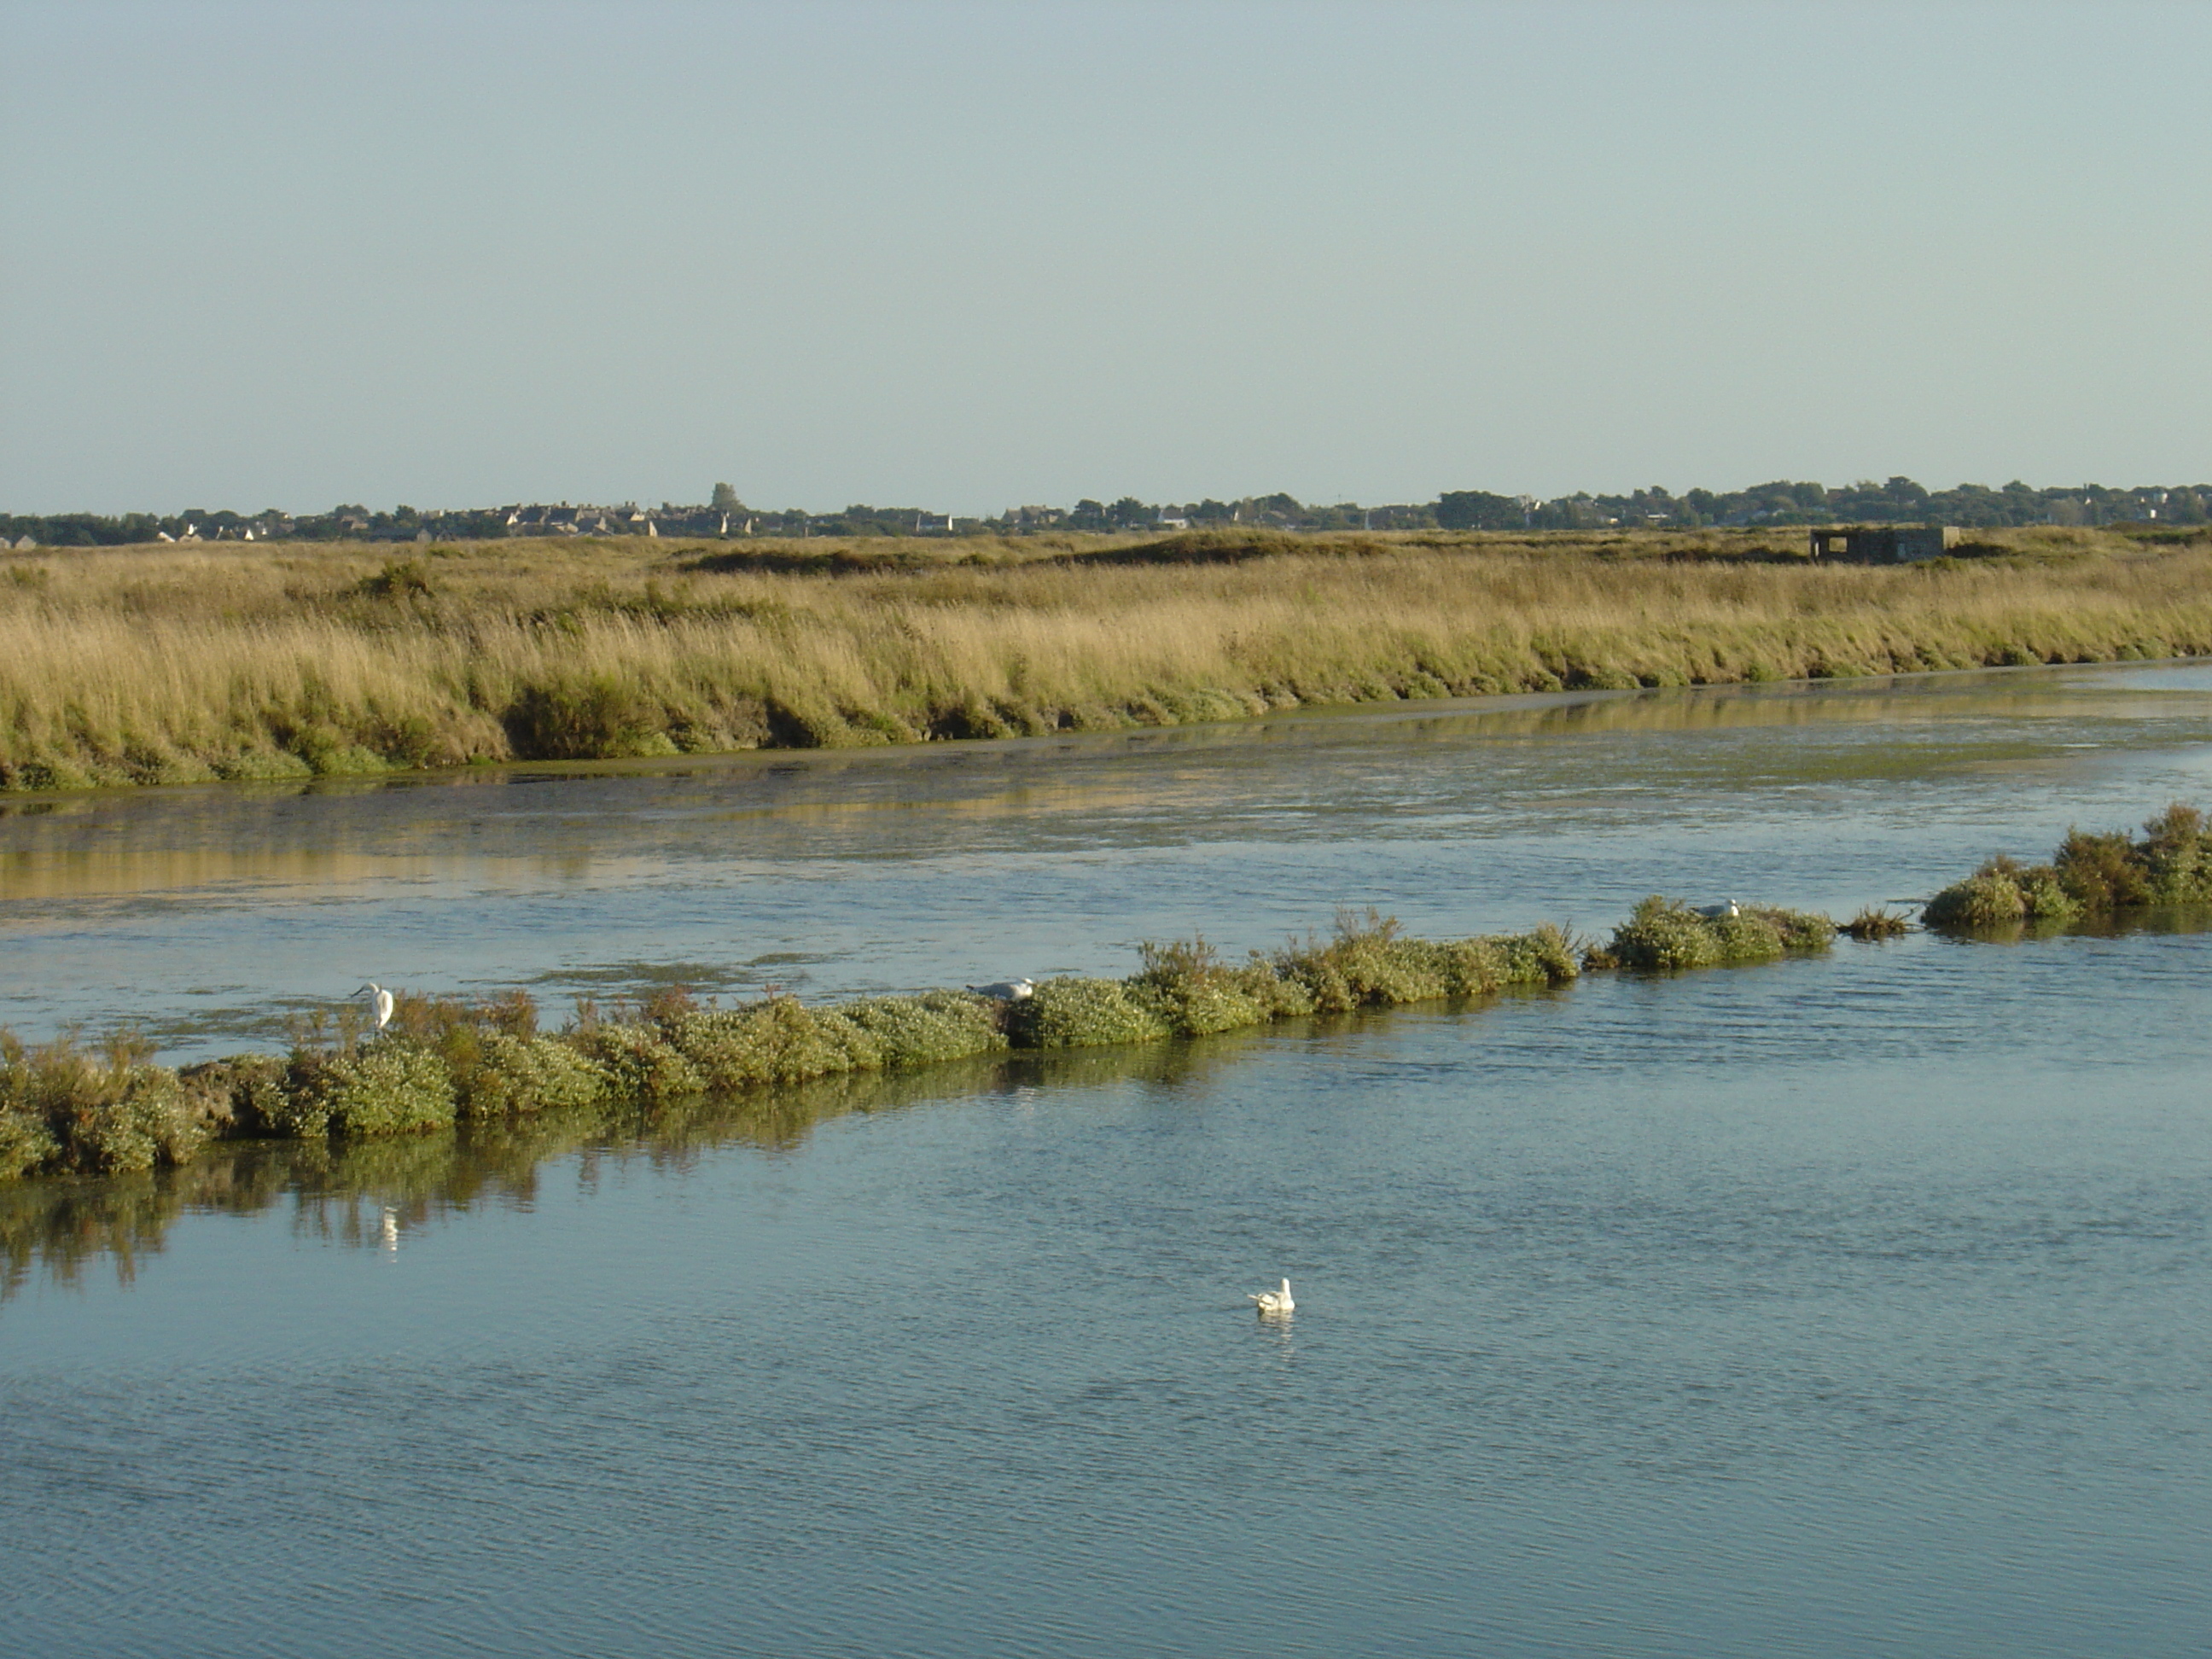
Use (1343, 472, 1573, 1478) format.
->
(4, 476, 2206, 547)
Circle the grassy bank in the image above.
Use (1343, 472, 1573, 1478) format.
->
(1, 901, 1853, 1183)
(3, 524, 2207, 790)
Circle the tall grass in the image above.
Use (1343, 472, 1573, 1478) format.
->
(3, 527, 2208, 789)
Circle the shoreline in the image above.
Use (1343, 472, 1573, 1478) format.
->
(3, 650, 2205, 813)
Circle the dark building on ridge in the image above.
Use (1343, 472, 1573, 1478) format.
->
(1808, 525, 1961, 563)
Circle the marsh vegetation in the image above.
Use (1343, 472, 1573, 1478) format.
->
(1924, 803, 2212, 928)
(0, 911, 1611, 1182)
(3, 524, 2209, 791)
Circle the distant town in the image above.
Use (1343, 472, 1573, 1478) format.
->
(3, 476, 2205, 548)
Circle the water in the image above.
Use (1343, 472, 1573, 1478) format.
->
(3, 663, 2211, 1656)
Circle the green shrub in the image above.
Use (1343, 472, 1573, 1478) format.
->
(178, 1054, 288, 1135)
(836, 992, 1009, 1068)
(1274, 915, 1578, 1009)
(0, 1030, 218, 1173)
(1494, 924, 1581, 985)
(1610, 898, 1725, 970)
(2134, 803, 2212, 903)
(453, 1033, 608, 1119)
(665, 999, 881, 1090)
(1276, 913, 1444, 1010)
(284, 1042, 458, 1138)
(1708, 911, 1788, 962)
(1008, 978, 1173, 1049)
(0, 1108, 59, 1181)
(1130, 939, 1275, 1035)
(1925, 856, 2081, 928)
(571, 1022, 707, 1104)
(2034, 804, 2212, 915)
(2054, 828, 2151, 911)
(1609, 899, 1834, 970)
(1752, 907, 1835, 954)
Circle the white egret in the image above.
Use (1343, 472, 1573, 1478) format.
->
(356, 982, 394, 1032)
(1249, 1278, 1295, 1315)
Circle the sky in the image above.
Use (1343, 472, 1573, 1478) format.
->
(3, 0, 2208, 515)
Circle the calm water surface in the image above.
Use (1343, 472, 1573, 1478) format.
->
(3, 664, 2209, 1656)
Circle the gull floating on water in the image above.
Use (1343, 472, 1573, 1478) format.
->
(965, 978, 1035, 1001)
(1249, 1278, 1295, 1315)
(355, 982, 394, 1032)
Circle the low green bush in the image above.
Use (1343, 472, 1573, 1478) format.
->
(837, 992, 1008, 1067)
(284, 1042, 458, 1138)
(1924, 855, 2081, 928)
(1129, 939, 1277, 1035)
(666, 998, 882, 1089)
(1610, 898, 1725, 970)
(452, 1032, 608, 1119)
(570, 1022, 706, 1105)
(1493, 925, 1582, 986)
(2054, 802, 2212, 909)
(1609, 899, 1836, 970)
(0, 1108, 59, 1182)
(1, 1031, 219, 1173)
(178, 1054, 288, 1134)
(1932, 804, 2212, 929)
(1008, 978, 1173, 1049)
(1273, 914, 1579, 1010)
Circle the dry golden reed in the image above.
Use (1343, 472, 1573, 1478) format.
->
(3, 526, 2206, 789)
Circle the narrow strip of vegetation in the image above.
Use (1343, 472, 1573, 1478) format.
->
(0, 911, 1635, 1182)
(75, 830, 2212, 1190)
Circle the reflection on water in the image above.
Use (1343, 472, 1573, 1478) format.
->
(0, 1025, 1289, 1301)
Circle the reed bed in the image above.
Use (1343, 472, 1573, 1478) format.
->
(3, 526, 2207, 789)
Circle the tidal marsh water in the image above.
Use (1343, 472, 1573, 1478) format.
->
(4, 664, 2210, 1656)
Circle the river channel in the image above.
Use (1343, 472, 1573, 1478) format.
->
(3, 663, 2209, 1656)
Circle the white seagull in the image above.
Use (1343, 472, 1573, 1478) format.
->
(1249, 1278, 1295, 1315)
(965, 978, 1035, 1001)
(1691, 901, 1741, 919)
(356, 982, 394, 1033)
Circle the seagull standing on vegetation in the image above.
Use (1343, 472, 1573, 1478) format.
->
(356, 982, 394, 1032)
(1692, 901, 1741, 919)
(966, 978, 1034, 1001)
(1249, 1278, 1295, 1315)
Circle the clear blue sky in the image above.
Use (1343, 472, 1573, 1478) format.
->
(3, 0, 2206, 515)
